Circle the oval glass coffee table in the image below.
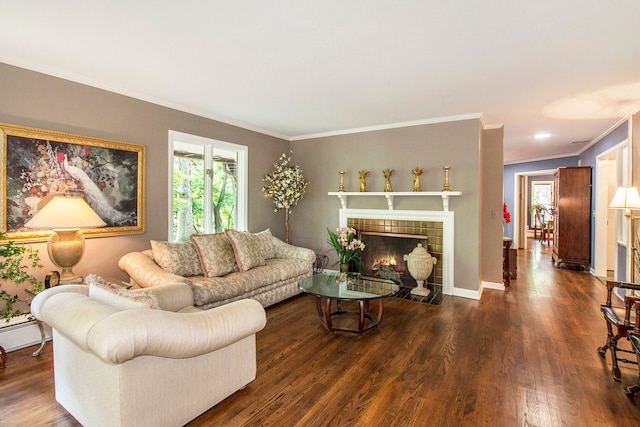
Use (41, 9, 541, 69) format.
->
(298, 273, 400, 335)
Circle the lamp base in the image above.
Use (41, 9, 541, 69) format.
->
(48, 229, 85, 284)
(60, 278, 83, 284)
(59, 272, 83, 285)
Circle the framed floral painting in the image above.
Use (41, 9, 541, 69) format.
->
(0, 123, 145, 241)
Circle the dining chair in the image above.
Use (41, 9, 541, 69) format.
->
(598, 280, 640, 381)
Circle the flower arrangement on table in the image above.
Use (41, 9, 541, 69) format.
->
(327, 227, 365, 272)
(262, 152, 309, 243)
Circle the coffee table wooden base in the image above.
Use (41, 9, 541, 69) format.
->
(315, 297, 384, 335)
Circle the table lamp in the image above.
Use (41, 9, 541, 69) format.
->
(609, 185, 640, 282)
(25, 195, 106, 284)
(609, 185, 640, 217)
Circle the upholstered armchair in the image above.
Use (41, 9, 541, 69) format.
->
(31, 281, 267, 427)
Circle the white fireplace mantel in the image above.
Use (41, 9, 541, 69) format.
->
(328, 191, 462, 211)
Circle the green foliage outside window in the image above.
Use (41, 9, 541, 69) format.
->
(173, 154, 236, 242)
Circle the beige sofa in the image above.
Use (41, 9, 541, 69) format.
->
(118, 230, 316, 310)
(31, 279, 267, 427)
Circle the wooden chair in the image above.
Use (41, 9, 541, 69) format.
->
(534, 209, 544, 240)
(541, 219, 554, 245)
(598, 280, 640, 381)
(625, 302, 640, 395)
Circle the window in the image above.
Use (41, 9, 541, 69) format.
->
(530, 181, 553, 226)
(169, 131, 247, 242)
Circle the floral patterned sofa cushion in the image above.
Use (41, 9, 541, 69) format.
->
(225, 229, 267, 271)
(190, 233, 239, 277)
(150, 240, 203, 277)
(252, 229, 275, 259)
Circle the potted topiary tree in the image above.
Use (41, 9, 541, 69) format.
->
(0, 232, 43, 368)
(262, 152, 309, 244)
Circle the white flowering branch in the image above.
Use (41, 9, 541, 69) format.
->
(262, 152, 309, 214)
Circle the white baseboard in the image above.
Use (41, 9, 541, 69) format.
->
(482, 281, 505, 291)
(453, 286, 481, 300)
(0, 315, 52, 352)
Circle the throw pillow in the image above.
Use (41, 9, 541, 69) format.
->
(86, 274, 159, 310)
(190, 233, 239, 277)
(253, 228, 275, 259)
(225, 229, 266, 271)
(150, 240, 203, 276)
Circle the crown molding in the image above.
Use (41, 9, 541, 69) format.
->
(289, 113, 483, 141)
(503, 152, 578, 166)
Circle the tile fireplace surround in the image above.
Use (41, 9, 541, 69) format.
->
(348, 218, 443, 287)
(339, 209, 454, 296)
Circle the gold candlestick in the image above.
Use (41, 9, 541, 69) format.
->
(338, 171, 345, 192)
(442, 166, 451, 191)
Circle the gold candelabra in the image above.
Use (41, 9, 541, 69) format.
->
(442, 166, 451, 191)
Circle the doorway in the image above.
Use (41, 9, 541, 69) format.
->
(531, 180, 553, 236)
(513, 170, 555, 250)
(594, 141, 629, 280)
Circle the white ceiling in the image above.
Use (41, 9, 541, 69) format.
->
(1, 1, 640, 164)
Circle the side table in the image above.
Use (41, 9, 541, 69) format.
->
(503, 237, 512, 287)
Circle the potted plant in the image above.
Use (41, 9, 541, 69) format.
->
(529, 202, 550, 223)
(0, 232, 43, 368)
(262, 152, 309, 244)
(0, 232, 43, 320)
(327, 227, 366, 273)
(529, 203, 549, 216)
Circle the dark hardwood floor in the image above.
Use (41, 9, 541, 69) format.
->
(2, 240, 640, 426)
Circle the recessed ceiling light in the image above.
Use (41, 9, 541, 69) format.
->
(534, 132, 551, 140)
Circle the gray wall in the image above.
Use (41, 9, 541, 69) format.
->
(481, 126, 505, 286)
(1, 62, 503, 296)
(0, 63, 289, 282)
(290, 118, 495, 292)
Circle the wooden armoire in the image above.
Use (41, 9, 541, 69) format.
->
(552, 166, 592, 269)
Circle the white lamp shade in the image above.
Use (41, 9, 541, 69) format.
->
(25, 196, 107, 229)
(609, 186, 640, 210)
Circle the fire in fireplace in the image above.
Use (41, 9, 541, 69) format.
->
(358, 231, 431, 285)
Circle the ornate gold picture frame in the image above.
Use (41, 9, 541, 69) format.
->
(0, 123, 145, 241)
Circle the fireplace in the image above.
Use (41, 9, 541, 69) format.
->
(359, 232, 429, 283)
(339, 209, 454, 301)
